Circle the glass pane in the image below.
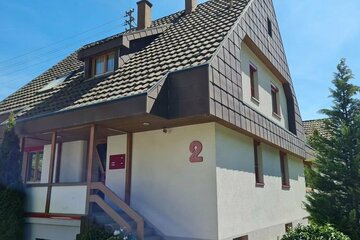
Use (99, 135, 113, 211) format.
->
(95, 58, 104, 76)
(37, 152, 44, 181)
(107, 54, 115, 72)
(27, 153, 37, 181)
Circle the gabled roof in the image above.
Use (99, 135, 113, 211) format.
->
(0, 0, 249, 120)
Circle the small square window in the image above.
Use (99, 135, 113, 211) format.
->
(285, 223, 293, 232)
(93, 52, 116, 77)
(234, 236, 248, 240)
(249, 63, 259, 101)
(267, 18, 273, 37)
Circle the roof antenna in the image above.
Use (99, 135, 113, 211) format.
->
(228, 0, 233, 8)
(124, 8, 136, 31)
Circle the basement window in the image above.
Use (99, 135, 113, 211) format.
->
(38, 73, 72, 92)
(267, 17, 273, 37)
(92, 52, 115, 77)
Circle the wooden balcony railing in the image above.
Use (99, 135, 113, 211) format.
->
(89, 182, 144, 240)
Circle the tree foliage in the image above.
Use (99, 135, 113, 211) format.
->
(306, 59, 360, 239)
(0, 113, 25, 240)
(281, 224, 350, 240)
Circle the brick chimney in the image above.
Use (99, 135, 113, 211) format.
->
(137, 0, 152, 30)
(185, 0, 197, 14)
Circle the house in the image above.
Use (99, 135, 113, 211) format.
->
(0, 0, 308, 239)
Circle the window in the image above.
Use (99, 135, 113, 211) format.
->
(280, 151, 290, 188)
(234, 236, 248, 240)
(26, 148, 44, 183)
(93, 52, 115, 76)
(271, 84, 280, 116)
(285, 223, 293, 233)
(267, 17, 273, 37)
(254, 140, 264, 186)
(38, 73, 72, 92)
(250, 63, 259, 101)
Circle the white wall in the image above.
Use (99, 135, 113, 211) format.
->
(241, 43, 289, 130)
(215, 124, 307, 240)
(131, 123, 218, 240)
(49, 185, 87, 215)
(59, 141, 87, 183)
(40, 141, 87, 184)
(25, 186, 47, 213)
(106, 134, 127, 200)
(24, 217, 80, 240)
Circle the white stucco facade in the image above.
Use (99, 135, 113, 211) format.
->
(131, 123, 218, 240)
(24, 218, 80, 240)
(241, 43, 289, 130)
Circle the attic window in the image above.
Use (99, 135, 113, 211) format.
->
(38, 73, 71, 92)
(267, 17, 273, 37)
(93, 52, 115, 77)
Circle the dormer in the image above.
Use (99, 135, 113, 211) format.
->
(77, 0, 159, 79)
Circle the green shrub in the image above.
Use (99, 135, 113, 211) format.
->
(77, 225, 112, 240)
(281, 224, 350, 240)
(0, 188, 25, 240)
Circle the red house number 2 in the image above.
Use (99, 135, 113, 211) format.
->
(189, 141, 204, 163)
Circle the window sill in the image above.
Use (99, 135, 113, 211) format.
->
(272, 112, 281, 120)
(282, 185, 291, 190)
(86, 71, 113, 81)
(251, 96, 260, 105)
(256, 182, 265, 188)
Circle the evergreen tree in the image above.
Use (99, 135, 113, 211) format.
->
(306, 59, 360, 239)
(0, 113, 25, 240)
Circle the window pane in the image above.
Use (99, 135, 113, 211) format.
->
(107, 54, 115, 72)
(27, 153, 38, 181)
(271, 90, 277, 114)
(95, 58, 104, 76)
(37, 153, 44, 181)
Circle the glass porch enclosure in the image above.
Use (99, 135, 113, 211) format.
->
(22, 125, 122, 216)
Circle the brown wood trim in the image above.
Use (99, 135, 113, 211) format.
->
(51, 182, 87, 187)
(85, 125, 96, 215)
(25, 183, 48, 187)
(21, 137, 27, 183)
(125, 133, 133, 205)
(25, 212, 82, 220)
(45, 132, 57, 213)
(90, 182, 144, 240)
(55, 142, 63, 183)
(89, 195, 132, 231)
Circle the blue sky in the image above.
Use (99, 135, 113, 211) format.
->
(0, 0, 359, 120)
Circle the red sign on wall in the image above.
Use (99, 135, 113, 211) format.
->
(109, 154, 126, 170)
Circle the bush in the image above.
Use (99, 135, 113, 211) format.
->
(77, 225, 112, 240)
(281, 224, 350, 240)
(0, 188, 25, 240)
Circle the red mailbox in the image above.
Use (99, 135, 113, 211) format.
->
(109, 154, 126, 170)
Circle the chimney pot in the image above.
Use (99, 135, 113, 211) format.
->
(185, 0, 197, 14)
(137, 0, 152, 30)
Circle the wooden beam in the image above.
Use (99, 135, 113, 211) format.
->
(45, 131, 57, 213)
(85, 124, 96, 214)
(20, 137, 27, 183)
(125, 133, 133, 205)
(54, 142, 63, 183)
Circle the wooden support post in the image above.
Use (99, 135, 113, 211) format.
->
(45, 132, 57, 213)
(85, 125, 96, 215)
(125, 133, 133, 205)
(20, 137, 27, 183)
